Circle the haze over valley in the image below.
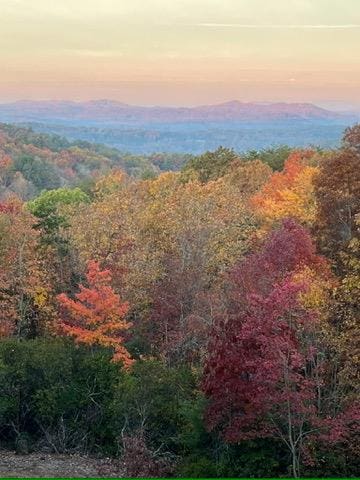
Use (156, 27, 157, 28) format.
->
(0, 99, 356, 153)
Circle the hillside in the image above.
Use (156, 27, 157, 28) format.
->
(0, 123, 191, 200)
(0, 120, 359, 478)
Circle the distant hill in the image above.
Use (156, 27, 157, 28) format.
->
(0, 100, 356, 154)
(0, 123, 191, 200)
(0, 99, 350, 123)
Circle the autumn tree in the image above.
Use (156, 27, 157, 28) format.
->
(313, 127, 360, 435)
(251, 150, 319, 225)
(314, 144, 360, 268)
(66, 172, 138, 299)
(224, 158, 272, 198)
(203, 219, 350, 477)
(342, 123, 360, 150)
(0, 197, 52, 337)
(326, 216, 360, 393)
(141, 174, 256, 361)
(57, 260, 133, 367)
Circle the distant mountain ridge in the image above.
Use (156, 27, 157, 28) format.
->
(0, 100, 355, 154)
(0, 99, 350, 123)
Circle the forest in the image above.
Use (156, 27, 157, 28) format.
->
(0, 122, 359, 478)
(0, 123, 192, 200)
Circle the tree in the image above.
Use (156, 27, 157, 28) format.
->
(203, 219, 349, 477)
(11, 154, 60, 192)
(326, 217, 360, 392)
(27, 187, 91, 295)
(242, 145, 294, 171)
(141, 174, 256, 361)
(251, 150, 319, 225)
(224, 159, 272, 198)
(27, 187, 90, 241)
(312, 131, 360, 464)
(57, 260, 133, 368)
(314, 146, 360, 268)
(0, 198, 52, 337)
(181, 147, 239, 183)
(342, 123, 360, 150)
(66, 172, 138, 294)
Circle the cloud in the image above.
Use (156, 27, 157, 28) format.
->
(70, 49, 123, 58)
(192, 23, 360, 29)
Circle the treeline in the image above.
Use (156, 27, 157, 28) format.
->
(0, 124, 359, 477)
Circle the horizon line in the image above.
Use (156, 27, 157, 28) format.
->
(0, 98, 357, 113)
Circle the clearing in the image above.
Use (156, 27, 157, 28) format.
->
(0, 451, 122, 478)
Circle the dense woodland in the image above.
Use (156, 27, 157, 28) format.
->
(0, 123, 192, 199)
(0, 122, 359, 477)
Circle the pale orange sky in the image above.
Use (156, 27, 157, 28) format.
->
(1, 0, 360, 108)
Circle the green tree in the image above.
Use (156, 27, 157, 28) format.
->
(27, 187, 90, 242)
(242, 145, 293, 171)
(181, 146, 239, 182)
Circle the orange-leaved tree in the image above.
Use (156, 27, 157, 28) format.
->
(57, 260, 133, 368)
(251, 149, 319, 225)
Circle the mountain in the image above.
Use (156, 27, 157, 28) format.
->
(0, 100, 355, 154)
(0, 99, 349, 123)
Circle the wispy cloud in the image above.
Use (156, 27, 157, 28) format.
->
(63, 49, 123, 58)
(192, 23, 360, 29)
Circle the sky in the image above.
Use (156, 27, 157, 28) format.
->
(1, 0, 360, 108)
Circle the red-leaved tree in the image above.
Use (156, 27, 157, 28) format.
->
(203, 219, 354, 477)
(57, 260, 133, 368)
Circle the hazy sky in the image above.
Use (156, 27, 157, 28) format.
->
(1, 0, 360, 107)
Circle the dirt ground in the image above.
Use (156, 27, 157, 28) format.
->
(0, 451, 123, 478)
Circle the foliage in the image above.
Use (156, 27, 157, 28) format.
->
(314, 143, 360, 267)
(11, 154, 61, 191)
(342, 123, 360, 150)
(120, 429, 175, 477)
(0, 123, 195, 200)
(242, 145, 294, 171)
(0, 198, 52, 337)
(0, 338, 120, 454)
(251, 150, 319, 225)
(224, 158, 272, 197)
(28, 187, 90, 236)
(57, 261, 133, 367)
(181, 146, 239, 182)
(326, 220, 360, 392)
(0, 122, 358, 477)
(203, 219, 353, 477)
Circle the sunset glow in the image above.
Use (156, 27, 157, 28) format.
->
(1, 0, 360, 107)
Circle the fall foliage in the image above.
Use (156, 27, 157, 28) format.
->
(203, 220, 345, 478)
(251, 150, 319, 225)
(0, 125, 358, 477)
(314, 140, 360, 267)
(57, 260, 133, 368)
